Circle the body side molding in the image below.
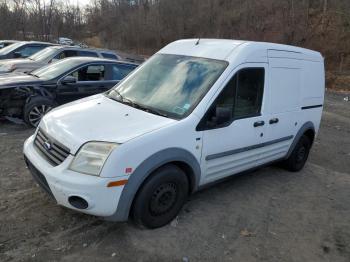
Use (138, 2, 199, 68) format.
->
(206, 135, 293, 161)
(104, 148, 201, 222)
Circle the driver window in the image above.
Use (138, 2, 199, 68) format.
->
(70, 65, 105, 82)
(198, 68, 264, 130)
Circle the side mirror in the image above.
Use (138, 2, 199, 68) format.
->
(13, 52, 22, 58)
(61, 75, 77, 85)
(197, 106, 233, 131)
(49, 58, 59, 64)
(215, 107, 232, 126)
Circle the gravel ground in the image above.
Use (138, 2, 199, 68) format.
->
(0, 91, 349, 262)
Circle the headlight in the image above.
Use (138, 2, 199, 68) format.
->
(69, 142, 118, 176)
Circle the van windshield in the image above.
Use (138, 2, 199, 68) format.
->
(107, 54, 227, 119)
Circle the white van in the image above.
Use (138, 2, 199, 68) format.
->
(23, 39, 324, 228)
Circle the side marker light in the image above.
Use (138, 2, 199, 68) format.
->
(107, 180, 128, 187)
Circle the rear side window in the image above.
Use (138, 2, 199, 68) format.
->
(102, 53, 118, 60)
(70, 64, 105, 81)
(78, 51, 99, 57)
(111, 64, 135, 80)
(198, 68, 264, 129)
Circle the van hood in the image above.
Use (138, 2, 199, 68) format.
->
(40, 94, 176, 154)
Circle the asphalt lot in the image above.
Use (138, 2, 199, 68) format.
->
(0, 91, 349, 262)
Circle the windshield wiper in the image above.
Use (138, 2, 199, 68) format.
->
(109, 90, 134, 105)
(131, 102, 168, 118)
(108, 90, 168, 118)
(27, 72, 39, 78)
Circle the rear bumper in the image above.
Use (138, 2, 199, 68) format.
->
(23, 134, 128, 218)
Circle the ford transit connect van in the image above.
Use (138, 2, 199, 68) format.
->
(23, 39, 325, 228)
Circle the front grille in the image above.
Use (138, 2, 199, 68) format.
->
(24, 155, 54, 198)
(34, 129, 70, 166)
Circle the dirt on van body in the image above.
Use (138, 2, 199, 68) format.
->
(0, 91, 350, 262)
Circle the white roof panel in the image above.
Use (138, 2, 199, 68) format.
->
(158, 39, 323, 62)
(158, 39, 246, 61)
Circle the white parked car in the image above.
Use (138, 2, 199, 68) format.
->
(58, 37, 74, 46)
(23, 39, 325, 228)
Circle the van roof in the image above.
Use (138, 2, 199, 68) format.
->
(158, 39, 323, 62)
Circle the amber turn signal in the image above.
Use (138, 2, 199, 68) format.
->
(107, 179, 128, 187)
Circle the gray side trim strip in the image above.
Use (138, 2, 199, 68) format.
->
(205, 135, 294, 161)
(104, 148, 201, 222)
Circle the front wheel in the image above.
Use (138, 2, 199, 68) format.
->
(283, 135, 311, 172)
(132, 164, 189, 229)
(23, 96, 56, 127)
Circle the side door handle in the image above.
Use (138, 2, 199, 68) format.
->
(253, 120, 265, 127)
(269, 118, 279, 124)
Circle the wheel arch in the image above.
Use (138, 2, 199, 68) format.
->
(25, 86, 56, 104)
(286, 121, 315, 159)
(104, 148, 201, 222)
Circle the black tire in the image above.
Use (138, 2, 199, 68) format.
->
(283, 135, 311, 172)
(132, 164, 189, 229)
(23, 96, 56, 127)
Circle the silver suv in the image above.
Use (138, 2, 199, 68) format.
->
(0, 46, 120, 74)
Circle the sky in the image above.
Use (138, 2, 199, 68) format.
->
(68, 0, 91, 7)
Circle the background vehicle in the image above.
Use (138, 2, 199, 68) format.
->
(0, 57, 138, 127)
(0, 40, 19, 49)
(58, 37, 74, 46)
(0, 41, 55, 60)
(0, 45, 121, 74)
(23, 39, 325, 228)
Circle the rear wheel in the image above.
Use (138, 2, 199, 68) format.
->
(283, 135, 311, 172)
(132, 164, 189, 229)
(23, 96, 56, 127)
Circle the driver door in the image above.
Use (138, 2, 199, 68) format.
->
(56, 63, 114, 104)
(199, 64, 269, 184)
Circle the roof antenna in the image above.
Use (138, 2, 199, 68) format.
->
(195, 37, 201, 45)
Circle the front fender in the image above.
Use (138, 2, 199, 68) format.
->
(25, 85, 55, 103)
(104, 147, 201, 222)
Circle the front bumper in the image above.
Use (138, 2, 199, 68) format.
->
(23, 135, 128, 217)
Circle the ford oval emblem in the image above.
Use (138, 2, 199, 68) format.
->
(43, 141, 52, 151)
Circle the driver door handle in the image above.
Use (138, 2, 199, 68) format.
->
(253, 121, 265, 127)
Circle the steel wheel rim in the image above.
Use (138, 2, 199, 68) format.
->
(28, 105, 52, 127)
(296, 146, 306, 163)
(149, 183, 178, 216)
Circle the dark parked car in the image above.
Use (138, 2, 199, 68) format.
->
(0, 40, 19, 49)
(0, 41, 55, 60)
(0, 45, 121, 74)
(0, 57, 138, 127)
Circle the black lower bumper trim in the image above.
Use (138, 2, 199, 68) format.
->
(24, 155, 55, 199)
